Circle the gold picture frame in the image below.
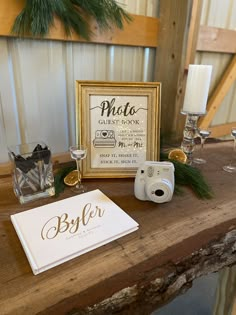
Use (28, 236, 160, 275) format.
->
(75, 81, 161, 178)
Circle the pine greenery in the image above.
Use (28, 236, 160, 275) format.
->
(54, 156, 213, 199)
(54, 166, 75, 196)
(161, 152, 213, 199)
(12, 0, 132, 39)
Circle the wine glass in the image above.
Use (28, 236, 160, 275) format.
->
(193, 129, 211, 164)
(223, 127, 236, 173)
(69, 145, 87, 193)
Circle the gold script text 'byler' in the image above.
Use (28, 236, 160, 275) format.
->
(41, 203, 105, 240)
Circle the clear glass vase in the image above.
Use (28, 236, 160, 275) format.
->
(8, 142, 55, 204)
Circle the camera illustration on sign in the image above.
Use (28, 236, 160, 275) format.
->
(93, 130, 117, 148)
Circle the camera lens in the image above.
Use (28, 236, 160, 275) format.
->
(145, 180, 173, 203)
(155, 189, 164, 197)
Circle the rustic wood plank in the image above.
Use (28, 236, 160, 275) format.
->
(199, 54, 236, 130)
(0, 142, 236, 314)
(197, 26, 236, 53)
(154, 0, 193, 143)
(185, 0, 203, 68)
(0, 0, 159, 47)
(210, 122, 236, 138)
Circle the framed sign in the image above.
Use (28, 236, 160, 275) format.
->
(75, 81, 161, 178)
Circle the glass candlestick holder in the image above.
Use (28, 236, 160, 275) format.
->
(193, 129, 211, 164)
(223, 127, 236, 173)
(69, 145, 87, 194)
(180, 111, 205, 164)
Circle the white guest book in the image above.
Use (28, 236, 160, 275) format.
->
(11, 189, 139, 275)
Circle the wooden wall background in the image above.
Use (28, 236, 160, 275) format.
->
(156, 0, 236, 142)
(197, 0, 236, 138)
(0, 0, 158, 164)
(0, 0, 236, 168)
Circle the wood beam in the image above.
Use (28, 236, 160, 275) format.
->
(0, 0, 159, 47)
(197, 26, 236, 53)
(154, 0, 201, 143)
(210, 122, 236, 138)
(199, 54, 236, 130)
(185, 0, 203, 68)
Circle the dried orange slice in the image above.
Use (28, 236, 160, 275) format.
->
(168, 148, 187, 164)
(64, 170, 79, 186)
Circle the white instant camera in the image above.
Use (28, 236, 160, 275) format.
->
(134, 161, 175, 203)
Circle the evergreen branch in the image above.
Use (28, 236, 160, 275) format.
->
(12, 0, 55, 37)
(72, 0, 132, 30)
(11, 0, 132, 39)
(160, 152, 213, 199)
(54, 166, 75, 197)
(53, 152, 213, 199)
(55, 0, 91, 39)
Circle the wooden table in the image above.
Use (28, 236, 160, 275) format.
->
(1, 142, 236, 315)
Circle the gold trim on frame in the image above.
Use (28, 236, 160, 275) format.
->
(75, 81, 161, 178)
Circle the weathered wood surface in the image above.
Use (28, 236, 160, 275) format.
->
(0, 142, 236, 315)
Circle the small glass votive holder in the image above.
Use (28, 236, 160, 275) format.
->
(8, 142, 55, 204)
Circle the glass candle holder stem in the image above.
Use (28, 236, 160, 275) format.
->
(223, 127, 236, 173)
(193, 129, 211, 164)
(181, 112, 200, 164)
(76, 159, 82, 188)
(69, 145, 87, 193)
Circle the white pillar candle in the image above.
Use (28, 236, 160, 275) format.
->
(182, 64, 212, 114)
